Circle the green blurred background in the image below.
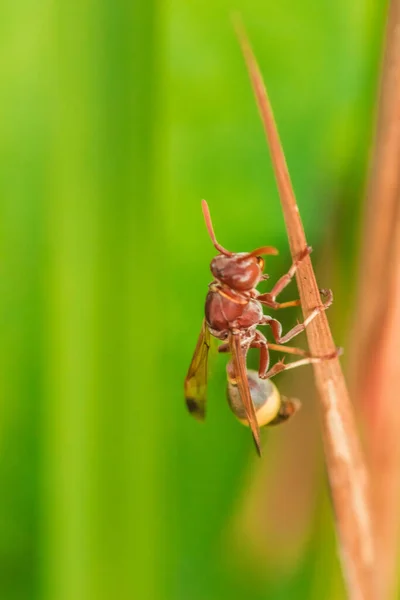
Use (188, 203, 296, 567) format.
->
(0, 1, 387, 599)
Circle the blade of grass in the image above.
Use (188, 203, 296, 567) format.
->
(44, 2, 165, 599)
(234, 18, 376, 600)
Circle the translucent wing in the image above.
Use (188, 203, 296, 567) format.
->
(184, 320, 211, 421)
(229, 331, 262, 455)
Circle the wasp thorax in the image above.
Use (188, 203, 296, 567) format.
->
(227, 369, 282, 427)
(210, 254, 263, 291)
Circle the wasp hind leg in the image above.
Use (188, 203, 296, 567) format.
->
(260, 347, 342, 380)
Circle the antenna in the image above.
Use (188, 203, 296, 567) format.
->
(247, 246, 279, 257)
(201, 200, 233, 256)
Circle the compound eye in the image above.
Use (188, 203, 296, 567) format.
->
(256, 256, 265, 270)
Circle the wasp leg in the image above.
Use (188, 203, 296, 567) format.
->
(266, 298, 302, 309)
(258, 296, 301, 310)
(218, 343, 230, 353)
(267, 342, 311, 357)
(249, 330, 270, 378)
(258, 246, 312, 309)
(220, 332, 272, 379)
(260, 289, 333, 344)
(267, 342, 342, 361)
(261, 348, 340, 380)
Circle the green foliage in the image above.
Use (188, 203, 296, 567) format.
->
(0, 1, 386, 599)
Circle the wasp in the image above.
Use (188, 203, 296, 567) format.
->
(184, 200, 338, 455)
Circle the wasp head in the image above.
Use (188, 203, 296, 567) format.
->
(210, 253, 264, 290)
(202, 200, 278, 291)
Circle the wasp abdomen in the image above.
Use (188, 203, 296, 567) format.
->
(227, 369, 281, 427)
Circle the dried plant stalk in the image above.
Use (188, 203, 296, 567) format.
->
(234, 20, 376, 600)
(350, 0, 400, 402)
(366, 214, 400, 600)
(350, 2, 400, 597)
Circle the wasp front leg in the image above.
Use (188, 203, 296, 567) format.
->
(258, 246, 311, 309)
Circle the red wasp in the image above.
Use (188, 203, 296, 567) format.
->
(184, 200, 338, 455)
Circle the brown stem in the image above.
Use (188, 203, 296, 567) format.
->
(350, 2, 400, 597)
(350, 0, 400, 402)
(234, 18, 377, 600)
(367, 213, 400, 600)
